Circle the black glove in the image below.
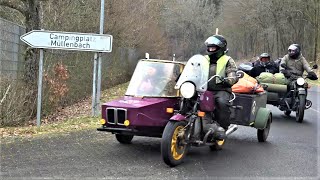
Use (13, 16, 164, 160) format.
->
(307, 71, 318, 80)
(250, 66, 264, 78)
(281, 69, 291, 78)
(221, 77, 232, 87)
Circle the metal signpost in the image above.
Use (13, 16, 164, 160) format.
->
(20, 15, 111, 126)
(92, 0, 105, 117)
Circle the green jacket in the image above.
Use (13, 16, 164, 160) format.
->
(205, 55, 238, 91)
(279, 54, 312, 80)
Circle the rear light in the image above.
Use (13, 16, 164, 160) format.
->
(197, 111, 205, 117)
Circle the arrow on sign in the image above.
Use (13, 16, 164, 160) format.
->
(20, 30, 113, 52)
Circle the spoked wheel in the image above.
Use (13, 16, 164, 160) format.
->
(296, 95, 306, 123)
(115, 134, 134, 144)
(284, 110, 291, 116)
(257, 115, 271, 142)
(209, 139, 225, 151)
(161, 121, 188, 167)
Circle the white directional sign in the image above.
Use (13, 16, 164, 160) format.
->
(20, 30, 113, 52)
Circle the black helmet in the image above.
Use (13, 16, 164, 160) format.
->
(205, 35, 227, 61)
(259, 52, 270, 66)
(288, 44, 301, 59)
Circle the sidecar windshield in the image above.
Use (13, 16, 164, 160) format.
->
(175, 54, 209, 92)
(126, 60, 183, 97)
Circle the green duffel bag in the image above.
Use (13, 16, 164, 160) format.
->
(256, 72, 274, 83)
(257, 72, 288, 85)
(273, 73, 288, 85)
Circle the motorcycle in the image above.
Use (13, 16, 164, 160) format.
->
(262, 64, 318, 123)
(161, 55, 272, 167)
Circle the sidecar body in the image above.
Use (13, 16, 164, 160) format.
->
(97, 59, 185, 143)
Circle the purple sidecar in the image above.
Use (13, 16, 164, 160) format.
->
(97, 59, 185, 143)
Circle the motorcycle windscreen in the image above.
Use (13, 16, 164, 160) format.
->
(126, 60, 181, 97)
(175, 54, 209, 92)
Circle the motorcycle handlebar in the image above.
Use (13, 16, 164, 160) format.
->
(200, 71, 244, 89)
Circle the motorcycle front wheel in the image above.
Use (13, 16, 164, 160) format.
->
(161, 121, 188, 167)
(296, 94, 306, 123)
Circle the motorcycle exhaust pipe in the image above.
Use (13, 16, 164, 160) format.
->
(226, 124, 238, 136)
(203, 129, 213, 145)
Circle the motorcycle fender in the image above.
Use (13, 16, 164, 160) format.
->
(254, 107, 271, 129)
(298, 88, 306, 95)
(170, 114, 186, 121)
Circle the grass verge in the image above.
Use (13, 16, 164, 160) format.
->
(1, 82, 129, 142)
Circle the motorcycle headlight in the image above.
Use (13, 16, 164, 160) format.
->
(180, 82, 195, 98)
(296, 77, 305, 86)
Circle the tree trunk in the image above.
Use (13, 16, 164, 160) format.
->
(23, 0, 41, 86)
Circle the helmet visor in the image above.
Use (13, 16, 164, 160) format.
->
(205, 36, 224, 48)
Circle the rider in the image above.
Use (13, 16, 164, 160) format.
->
(204, 35, 238, 137)
(249, 53, 279, 77)
(279, 44, 318, 86)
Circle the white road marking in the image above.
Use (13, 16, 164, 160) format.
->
(309, 108, 320, 113)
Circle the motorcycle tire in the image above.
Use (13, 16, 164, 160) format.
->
(161, 121, 188, 167)
(296, 94, 306, 123)
(257, 114, 271, 142)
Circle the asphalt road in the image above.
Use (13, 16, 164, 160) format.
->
(1, 87, 319, 179)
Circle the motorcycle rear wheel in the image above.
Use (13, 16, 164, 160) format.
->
(161, 121, 188, 167)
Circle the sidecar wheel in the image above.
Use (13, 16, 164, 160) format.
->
(161, 121, 188, 167)
(209, 139, 225, 151)
(296, 95, 306, 123)
(257, 115, 271, 142)
(115, 134, 134, 144)
(284, 110, 291, 116)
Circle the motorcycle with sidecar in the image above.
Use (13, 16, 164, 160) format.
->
(97, 59, 185, 143)
(161, 55, 272, 167)
(257, 64, 318, 123)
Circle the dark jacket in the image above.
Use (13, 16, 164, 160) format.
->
(249, 60, 279, 78)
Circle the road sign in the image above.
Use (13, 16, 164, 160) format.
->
(20, 30, 113, 52)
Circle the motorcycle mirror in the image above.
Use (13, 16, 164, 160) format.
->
(312, 64, 318, 69)
(236, 71, 245, 78)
